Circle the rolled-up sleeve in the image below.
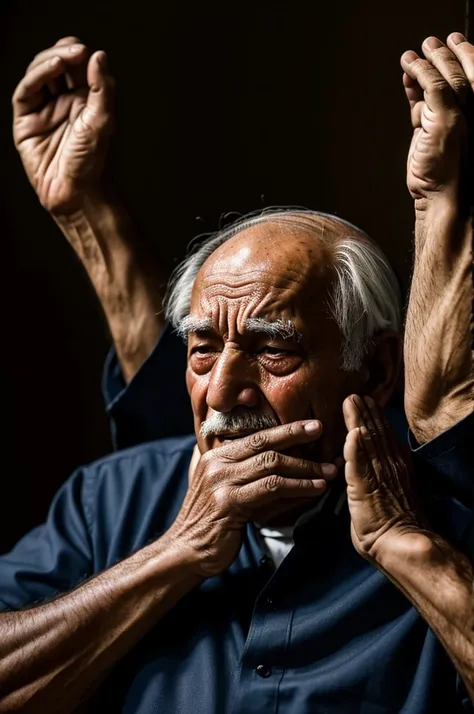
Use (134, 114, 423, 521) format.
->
(102, 324, 193, 450)
(0, 468, 94, 610)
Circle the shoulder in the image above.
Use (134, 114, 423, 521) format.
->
(81, 435, 196, 525)
(86, 434, 196, 472)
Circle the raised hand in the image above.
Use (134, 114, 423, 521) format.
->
(342, 395, 426, 562)
(12, 37, 115, 215)
(170, 420, 338, 578)
(401, 33, 472, 206)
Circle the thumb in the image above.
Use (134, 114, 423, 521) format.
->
(78, 51, 115, 133)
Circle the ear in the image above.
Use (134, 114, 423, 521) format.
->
(360, 331, 403, 408)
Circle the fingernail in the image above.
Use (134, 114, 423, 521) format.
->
(402, 50, 418, 64)
(69, 44, 83, 54)
(423, 36, 443, 50)
(450, 32, 466, 45)
(321, 463, 337, 477)
(304, 420, 320, 434)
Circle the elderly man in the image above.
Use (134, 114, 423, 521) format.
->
(2, 32, 473, 714)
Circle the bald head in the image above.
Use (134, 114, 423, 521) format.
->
(198, 217, 338, 293)
(165, 208, 401, 371)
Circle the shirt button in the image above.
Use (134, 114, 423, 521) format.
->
(256, 664, 272, 678)
(259, 555, 271, 567)
(266, 597, 277, 610)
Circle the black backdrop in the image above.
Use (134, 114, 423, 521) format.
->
(2, 0, 465, 552)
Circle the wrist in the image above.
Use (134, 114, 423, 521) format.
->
(414, 192, 467, 237)
(374, 528, 436, 576)
(159, 525, 210, 581)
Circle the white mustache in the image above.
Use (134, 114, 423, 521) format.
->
(200, 411, 279, 439)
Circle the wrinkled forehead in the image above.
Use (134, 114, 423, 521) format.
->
(188, 219, 339, 336)
(197, 219, 336, 293)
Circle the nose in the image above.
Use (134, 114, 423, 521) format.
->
(206, 346, 260, 413)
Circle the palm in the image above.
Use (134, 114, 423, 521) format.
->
(12, 43, 113, 214)
(16, 91, 98, 208)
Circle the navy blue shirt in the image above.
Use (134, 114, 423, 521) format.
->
(1, 325, 473, 712)
(103, 324, 193, 449)
(1, 414, 473, 712)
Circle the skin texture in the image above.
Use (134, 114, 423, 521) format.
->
(185, 218, 399, 464)
(343, 394, 474, 701)
(12, 37, 165, 381)
(401, 33, 474, 442)
(4, 32, 473, 712)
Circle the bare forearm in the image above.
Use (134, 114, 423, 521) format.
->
(405, 197, 473, 443)
(377, 531, 474, 701)
(0, 533, 200, 713)
(54, 194, 166, 382)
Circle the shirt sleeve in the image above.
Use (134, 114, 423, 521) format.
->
(0, 468, 94, 611)
(409, 409, 474, 510)
(102, 324, 194, 450)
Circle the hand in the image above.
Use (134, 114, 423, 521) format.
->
(12, 37, 115, 215)
(401, 33, 473, 205)
(170, 420, 337, 578)
(342, 395, 426, 562)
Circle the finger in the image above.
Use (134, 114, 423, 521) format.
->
(344, 395, 385, 468)
(402, 72, 424, 128)
(84, 51, 114, 117)
(236, 450, 338, 484)
(342, 395, 364, 431)
(400, 51, 457, 112)
(236, 474, 327, 507)
(27, 42, 89, 73)
(343, 428, 371, 479)
(447, 33, 474, 90)
(13, 56, 66, 114)
(421, 36, 470, 104)
(403, 71, 423, 107)
(218, 419, 323, 461)
(355, 396, 388, 458)
(54, 36, 82, 46)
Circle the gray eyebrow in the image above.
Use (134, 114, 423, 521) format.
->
(177, 315, 301, 341)
(245, 318, 302, 341)
(176, 316, 213, 339)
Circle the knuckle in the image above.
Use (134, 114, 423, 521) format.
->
(265, 474, 283, 492)
(257, 450, 280, 472)
(211, 485, 231, 510)
(450, 75, 468, 93)
(248, 431, 268, 452)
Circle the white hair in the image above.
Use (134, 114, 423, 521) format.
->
(164, 208, 402, 371)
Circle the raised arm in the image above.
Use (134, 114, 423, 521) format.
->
(12, 37, 165, 382)
(401, 33, 474, 444)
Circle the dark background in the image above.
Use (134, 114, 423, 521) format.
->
(2, 0, 466, 552)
